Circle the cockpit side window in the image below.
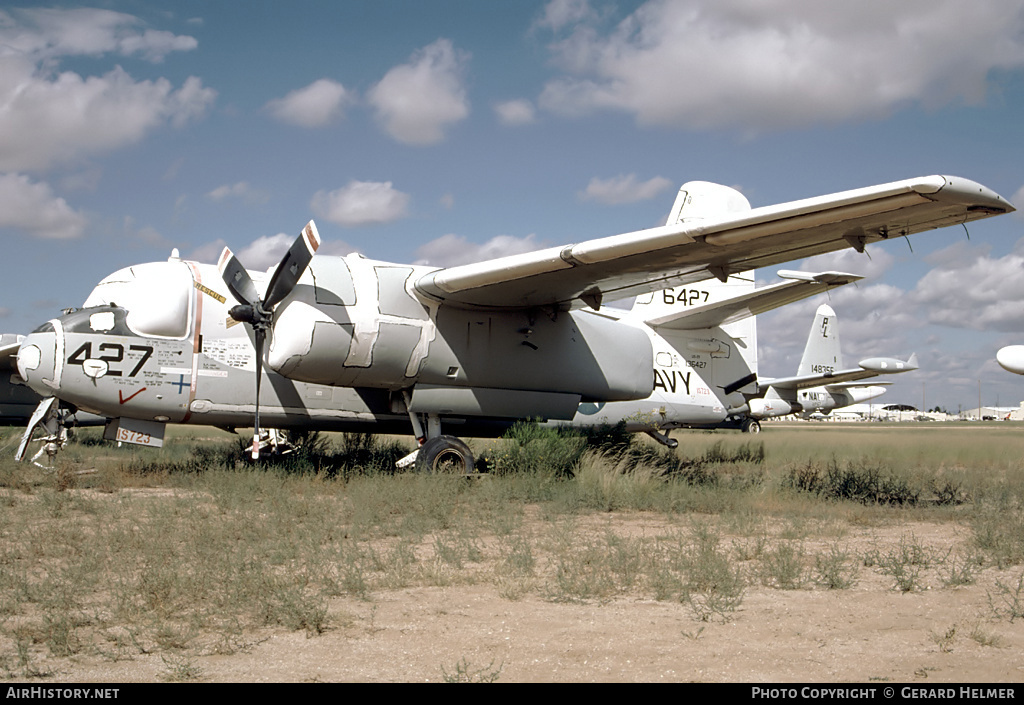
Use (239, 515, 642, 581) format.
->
(83, 262, 193, 339)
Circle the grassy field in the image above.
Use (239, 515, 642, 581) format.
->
(1, 421, 1023, 681)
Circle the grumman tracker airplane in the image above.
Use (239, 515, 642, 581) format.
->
(12, 175, 1013, 471)
(3, 271, 911, 460)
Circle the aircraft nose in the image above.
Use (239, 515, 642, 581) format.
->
(17, 324, 60, 396)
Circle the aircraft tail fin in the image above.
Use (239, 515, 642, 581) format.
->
(665, 181, 751, 226)
(626, 180, 754, 322)
(797, 304, 843, 376)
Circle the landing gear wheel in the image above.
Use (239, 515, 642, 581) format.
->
(415, 435, 476, 475)
(741, 419, 761, 434)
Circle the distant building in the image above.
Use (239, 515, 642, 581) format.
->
(962, 405, 1020, 421)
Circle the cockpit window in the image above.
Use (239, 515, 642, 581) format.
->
(83, 262, 193, 339)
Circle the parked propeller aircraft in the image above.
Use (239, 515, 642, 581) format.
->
(2, 267, 850, 461)
(2, 268, 885, 456)
(12, 175, 1012, 471)
(741, 303, 916, 426)
(563, 298, 917, 441)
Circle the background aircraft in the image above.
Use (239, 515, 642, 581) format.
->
(996, 345, 1024, 375)
(13, 175, 1013, 471)
(740, 304, 916, 428)
(564, 299, 916, 441)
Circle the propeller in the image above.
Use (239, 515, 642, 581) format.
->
(218, 221, 321, 459)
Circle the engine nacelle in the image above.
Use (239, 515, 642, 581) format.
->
(748, 398, 800, 419)
(267, 255, 654, 403)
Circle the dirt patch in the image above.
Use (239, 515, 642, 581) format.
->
(18, 515, 1024, 683)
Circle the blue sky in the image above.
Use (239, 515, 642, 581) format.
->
(3, 0, 1024, 413)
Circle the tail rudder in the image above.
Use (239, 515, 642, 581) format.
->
(797, 304, 843, 376)
(630, 181, 754, 321)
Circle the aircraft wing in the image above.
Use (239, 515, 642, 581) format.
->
(0, 334, 23, 371)
(645, 270, 862, 330)
(414, 175, 1011, 310)
(767, 354, 918, 391)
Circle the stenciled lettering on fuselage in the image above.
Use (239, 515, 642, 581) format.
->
(810, 364, 834, 374)
(653, 368, 691, 395)
(64, 335, 193, 408)
(660, 288, 710, 306)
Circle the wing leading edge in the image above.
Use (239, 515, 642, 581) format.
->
(414, 175, 1012, 310)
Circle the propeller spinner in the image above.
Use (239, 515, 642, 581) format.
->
(218, 221, 321, 458)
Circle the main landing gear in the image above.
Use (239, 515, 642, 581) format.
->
(400, 395, 477, 475)
(741, 418, 761, 434)
(416, 435, 475, 474)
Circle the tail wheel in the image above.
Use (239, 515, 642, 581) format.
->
(415, 435, 475, 474)
(742, 419, 761, 434)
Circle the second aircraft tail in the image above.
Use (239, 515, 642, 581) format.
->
(797, 304, 843, 376)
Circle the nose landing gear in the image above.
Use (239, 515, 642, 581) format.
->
(15, 397, 72, 467)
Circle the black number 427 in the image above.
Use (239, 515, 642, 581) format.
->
(67, 343, 154, 378)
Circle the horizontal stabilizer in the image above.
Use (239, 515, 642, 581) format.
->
(766, 353, 918, 391)
(645, 271, 862, 330)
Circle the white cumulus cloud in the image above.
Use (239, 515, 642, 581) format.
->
(0, 9, 214, 173)
(0, 7, 197, 63)
(534, 0, 598, 32)
(206, 181, 269, 204)
(311, 181, 411, 227)
(188, 234, 357, 270)
(579, 173, 672, 204)
(414, 233, 544, 267)
(537, 0, 1024, 132)
(264, 78, 351, 128)
(368, 39, 470, 145)
(0, 172, 87, 239)
(911, 241, 1024, 332)
(494, 99, 537, 126)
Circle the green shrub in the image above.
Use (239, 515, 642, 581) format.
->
(783, 458, 922, 506)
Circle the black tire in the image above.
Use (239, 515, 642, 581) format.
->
(415, 435, 475, 474)
(741, 419, 761, 434)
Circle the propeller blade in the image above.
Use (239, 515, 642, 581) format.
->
(219, 222, 321, 460)
(264, 221, 321, 310)
(218, 247, 261, 309)
(252, 326, 265, 460)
